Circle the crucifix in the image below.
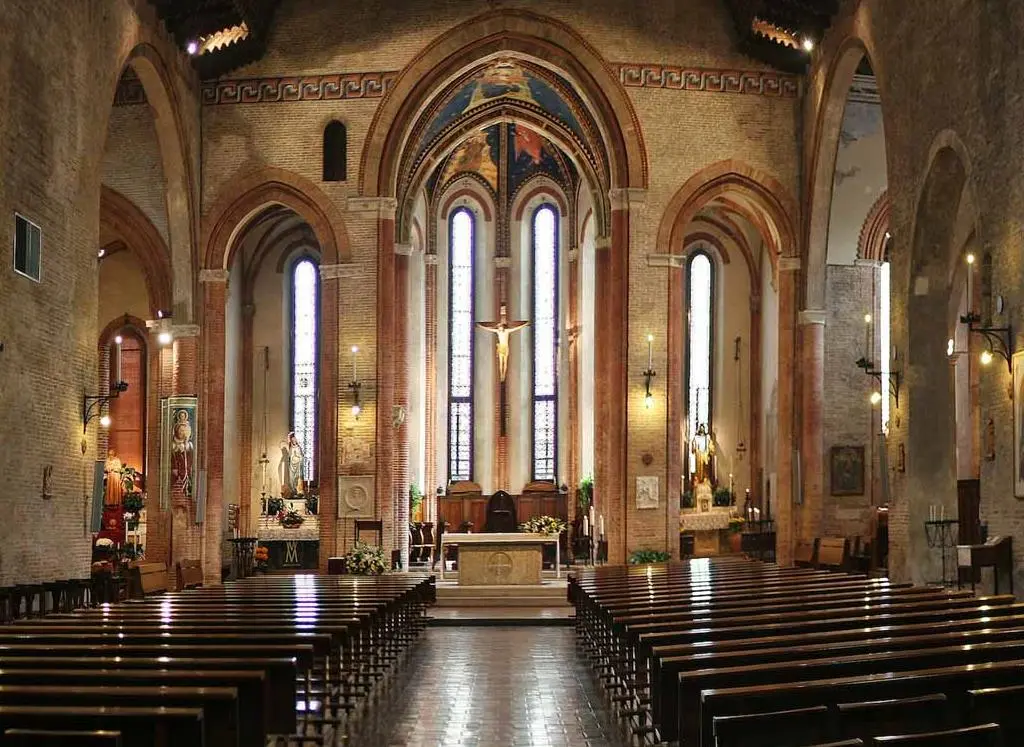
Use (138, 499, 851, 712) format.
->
(478, 304, 529, 435)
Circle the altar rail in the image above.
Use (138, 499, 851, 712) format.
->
(439, 491, 568, 531)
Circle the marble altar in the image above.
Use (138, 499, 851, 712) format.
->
(440, 532, 560, 585)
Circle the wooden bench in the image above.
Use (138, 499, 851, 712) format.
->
(176, 559, 203, 590)
(794, 539, 819, 567)
(129, 562, 168, 599)
(817, 537, 851, 571)
(870, 722, 1002, 745)
(0, 706, 203, 746)
(3, 729, 122, 746)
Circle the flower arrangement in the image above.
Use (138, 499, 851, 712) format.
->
(279, 509, 305, 528)
(728, 516, 745, 533)
(95, 537, 115, 549)
(266, 496, 285, 516)
(519, 515, 568, 535)
(339, 541, 388, 575)
(120, 465, 145, 530)
(629, 548, 671, 565)
(254, 545, 269, 572)
(304, 491, 319, 515)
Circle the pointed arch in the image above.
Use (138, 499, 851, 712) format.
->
(100, 185, 173, 317)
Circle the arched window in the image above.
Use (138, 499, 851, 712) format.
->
(686, 251, 714, 443)
(323, 121, 347, 182)
(448, 208, 475, 482)
(291, 257, 319, 482)
(532, 204, 559, 481)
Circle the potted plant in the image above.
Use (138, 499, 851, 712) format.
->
(253, 545, 269, 573)
(266, 496, 284, 516)
(681, 490, 694, 509)
(339, 541, 388, 575)
(280, 509, 304, 529)
(304, 490, 319, 515)
(577, 475, 594, 512)
(629, 548, 671, 565)
(728, 516, 745, 553)
(713, 486, 733, 507)
(120, 465, 145, 531)
(409, 484, 423, 520)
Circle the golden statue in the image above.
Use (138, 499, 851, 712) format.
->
(691, 423, 716, 485)
(477, 304, 529, 383)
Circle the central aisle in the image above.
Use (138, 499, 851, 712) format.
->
(347, 627, 622, 747)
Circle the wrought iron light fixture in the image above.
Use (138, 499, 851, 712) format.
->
(349, 345, 362, 418)
(960, 253, 1012, 372)
(643, 334, 656, 409)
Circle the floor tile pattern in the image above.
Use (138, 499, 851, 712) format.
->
(345, 627, 624, 747)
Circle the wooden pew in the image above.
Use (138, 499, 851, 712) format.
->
(0, 706, 203, 747)
(3, 730, 122, 746)
(869, 723, 1002, 745)
(969, 685, 1024, 744)
(176, 560, 203, 590)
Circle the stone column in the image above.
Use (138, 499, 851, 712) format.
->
(317, 263, 344, 569)
(144, 335, 173, 571)
(798, 309, 826, 543)
(424, 254, 438, 519)
(394, 244, 412, 567)
(749, 294, 763, 507)
(775, 256, 800, 566)
(375, 199, 398, 560)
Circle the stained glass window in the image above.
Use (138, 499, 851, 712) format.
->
(532, 204, 558, 481)
(291, 257, 318, 483)
(448, 208, 475, 482)
(686, 252, 714, 442)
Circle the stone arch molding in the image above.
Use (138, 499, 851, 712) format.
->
(119, 43, 198, 321)
(203, 167, 352, 270)
(359, 8, 648, 241)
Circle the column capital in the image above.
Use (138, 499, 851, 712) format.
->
(595, 235, 611, 251)
(347, 196, 398, 218)
(171, 323, 201, 338)
(798, 309, 827, 326)
(320, 262, 365, 279)
(493, 256, 512, 269)
(395, 242, 413, 256)
(779, 256, 802, 272)
(199, 268, 229, 283)
(568, 248, 579, 263)
(424, 253, 439, 266)
(647, 253, 685, 268)
(608, 187, 647, 210)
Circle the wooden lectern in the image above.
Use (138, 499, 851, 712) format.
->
(957, 536, 1013, 595)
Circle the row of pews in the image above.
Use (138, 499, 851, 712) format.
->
(570, 556, 1024, 746)
(0, 573, 434, 746)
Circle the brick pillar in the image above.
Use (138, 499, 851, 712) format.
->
(394, 248, 411, 566)
(424, 255, 438, 520)
(749, 296, 763, 506)
(201, 276, 227, 585)
(317, 268, 340, 569)
(798, 310, 826, 543)
(595, 201, 629, 564)
(375, 200, 398, 559)
(775, 257, 799, 566)
(145, 341, 171, 569)
(238, 303, 255, 535)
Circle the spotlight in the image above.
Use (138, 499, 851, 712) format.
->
(100, 414, 111, 428)
(644, 393, 653, 410)
(158, 331, 172, 346)
(352, 404, 361, 418)
(186, 41, 198, 55)
(947, 338, 955, 357)
(864, 313, 872, 324)
(966, 253, 976, 265)
(869, 391, 882, 406)
(802, 37, 815, 52)
(97, 248, 105, 259)
(980, 349, 994, 366)
(114, 335, 123, 345)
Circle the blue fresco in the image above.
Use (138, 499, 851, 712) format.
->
(507, 123, 570, 194)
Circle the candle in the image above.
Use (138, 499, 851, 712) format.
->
(351, 345, 359, 381)
(729, 473, 734, 495)
(647, 334, 654, 369)
(583, 516, 590, 536)
(114, 334, 123, 384)
(966, 253, 975, 311)
(589, 505, 596, 531)
(863, 314, 872, 361)
(599, 514, 604, 537)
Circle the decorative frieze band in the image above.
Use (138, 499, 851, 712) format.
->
(595, 236, 611, 251)
(199, 269, 230, 283)
(568, 248, 579, 263)
(617, 63, 800, 98)
(320, 263, 365, 279)
(200, 71, 397, 105)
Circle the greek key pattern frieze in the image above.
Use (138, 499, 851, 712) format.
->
(201, 71, 398, 105)
(616, 63, 800, 98)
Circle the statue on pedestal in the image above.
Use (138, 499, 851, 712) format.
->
(104, 450, 123, 508)
(279, 432, 305, 498)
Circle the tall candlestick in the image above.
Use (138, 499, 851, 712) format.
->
(589, 505, 596, 535)
(351, 345, 358, 381)
(647, 334, 653, 369)
(599, 514, 604, 537)
(863, 314, 871, 361)
(729, 472, 734, 495)
(966, 253, 975, 312)
(583, 516, 589, 536)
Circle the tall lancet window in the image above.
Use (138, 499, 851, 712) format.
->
(291, 257, 319, 482)
(532, 204, 559, 481)
(448, 208, 475, 482)
(686, 251, 714, 441)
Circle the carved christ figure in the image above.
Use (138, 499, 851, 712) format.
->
(477, 304, 529, 382)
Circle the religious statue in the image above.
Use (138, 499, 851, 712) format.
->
(279, 432, 305, 498)
(170, 409, 194, 496)
(691, 422, 716, 486)
(103, 450, 123, 508)
(477, 304, 529, 383)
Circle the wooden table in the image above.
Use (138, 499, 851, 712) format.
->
(439, 532, 561, 583)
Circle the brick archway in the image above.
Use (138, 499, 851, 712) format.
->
(100, 186, 173, 317)
(359, 9, 647, 202)
(202, 166, 350, 270)
(858, 190, 890, 262)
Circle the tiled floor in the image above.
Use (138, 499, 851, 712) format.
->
(345, 627, 625, 747)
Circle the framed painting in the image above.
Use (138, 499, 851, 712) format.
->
(1014, 351, 1024, 497)
(830, 445, 865, 496)
(160, 396, 199, 510)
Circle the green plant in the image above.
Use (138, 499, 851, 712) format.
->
(629, 548, 671, 565)
(577, 475, 594, 511)
(681, 490, 694, 509)
(728, 517, 745, 533)
(280, 509, 304, 528)
(305, 492, 319, 515)
(520, 515, 568, 535)
(409, 484, 423, 515)
(713, 487, 733, 507)
(340, 541, 388, 575)
(266, 496, 284, 516)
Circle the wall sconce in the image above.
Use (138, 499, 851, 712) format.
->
(83, 336, 128, 432)
(855, 356, 901, 408)
(643, 334, 656, 409)
(960, 252, 1012, 372)
(349, 345, 362, 418)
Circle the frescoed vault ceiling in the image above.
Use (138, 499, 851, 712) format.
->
(424, 123, 578, 204)
(402, 59, 603, 204)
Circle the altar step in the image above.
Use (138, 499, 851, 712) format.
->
(435, 582, 570, 609)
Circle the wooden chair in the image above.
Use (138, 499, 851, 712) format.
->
(484, 490, 517, 532)
(794, 539, 818, 567)
(817, 537, 850, 571)
(417, 522, 435, 565)
(354, 519, 383, 547)
(175, 559, 203, 590)
(870, 723, 1002, 745)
